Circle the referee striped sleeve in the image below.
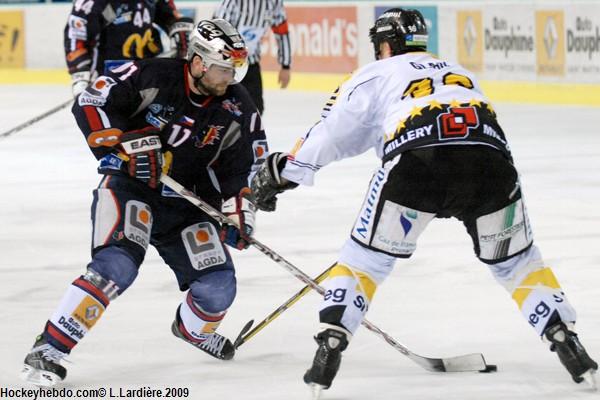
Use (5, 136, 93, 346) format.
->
(272, 0, 291, 68)
(213, 0, 239, 26)
(213, 0, 291, 67)
(274, 29, 291, 67)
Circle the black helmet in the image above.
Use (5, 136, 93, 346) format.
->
(369, 8, 428, 59)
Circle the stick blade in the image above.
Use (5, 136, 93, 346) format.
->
(233, 320, 254, 349)
(409, 352, 489, 372)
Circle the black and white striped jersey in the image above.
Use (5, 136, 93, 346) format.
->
(213, 0, 291, 68)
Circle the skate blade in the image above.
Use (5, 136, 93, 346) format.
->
(308, 383, 325, 400)
(20, 364, 62, 387)
(581, 369, 597, 391)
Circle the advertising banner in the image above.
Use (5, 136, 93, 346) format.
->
(535, 10, 566, 77)
(260, 6, 358, 74)
(374, 6, 438, 56)
(0, 11, 25, 68)
(457, 10, 483, 73)
(565, 7, 600, 80)
(481, 6, 536, 80)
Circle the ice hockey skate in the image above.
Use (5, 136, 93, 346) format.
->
(171, 319, 235, 360)
(545, 321, 598, 389)
(303, 328, 349, 398)
(20, 334, 67, 387)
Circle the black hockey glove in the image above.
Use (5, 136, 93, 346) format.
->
(251, 152, 298, 212)
(169, 17, 194, 59)
(119, 128, 163, 189)
(220, 188, 256, 250)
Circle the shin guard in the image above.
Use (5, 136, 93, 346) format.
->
(45, 270, 118, 352)
(511, 266, 577, 335)
(176, 291, 226, 344)
(318, 263, 378, 335)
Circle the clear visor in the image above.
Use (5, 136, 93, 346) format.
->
(204, 48, 249, 83)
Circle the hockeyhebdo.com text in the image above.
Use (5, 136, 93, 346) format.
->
(0, 386, 191, 399)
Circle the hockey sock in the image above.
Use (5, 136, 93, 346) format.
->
(44, 275, 113, 353)
(511, 266, 577, 336)
(318, 263, 377, 335)
(176, 291, 226, 343)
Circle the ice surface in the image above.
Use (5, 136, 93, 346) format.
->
(0, 85, 599, 399)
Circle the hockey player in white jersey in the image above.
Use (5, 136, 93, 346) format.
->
(251, 7, 597, 394)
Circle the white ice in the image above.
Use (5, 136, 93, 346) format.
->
(0, 85, 599, 400)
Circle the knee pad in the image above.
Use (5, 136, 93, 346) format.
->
(488, 246, 577, 335)
(338, 239, 395, 284)
(318, 263, 378, 335)
(87, 246, 140, 294)
(189, 269, 237, 314)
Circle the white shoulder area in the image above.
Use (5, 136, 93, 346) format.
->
(339, 59, 390, 94)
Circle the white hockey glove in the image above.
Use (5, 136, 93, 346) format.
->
(251, 152, 298, 212)
(169, 17, 194, 59)
(220, 188, 256, 250)
(71, 71, 91, 98)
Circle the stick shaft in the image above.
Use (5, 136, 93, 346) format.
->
(237, 265, 334, 347)
(1, 99, 72, 139)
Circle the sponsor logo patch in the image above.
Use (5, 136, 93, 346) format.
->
(354, 168, 386, 240)
(182, 223, 227, 270)
(67, 15, 87, 40)
(437, 106, 479, 140)
(252, 140, 268, 164)
(194, 125, 223, 148)
(221, 99, 242, 116)
(72, 296, 105, 330)
(78, 76, 117, 107)
(124, 200, 152, 250)
(479, 221, 525, 242)
(58, 316, 85, 340)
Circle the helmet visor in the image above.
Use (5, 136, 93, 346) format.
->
(224, 48, 249, 83)
(203, 47, 248, 83)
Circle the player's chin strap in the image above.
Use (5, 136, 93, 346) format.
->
(158, 174, 495, 373)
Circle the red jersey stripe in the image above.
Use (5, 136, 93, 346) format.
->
(83, 106, 103, 131)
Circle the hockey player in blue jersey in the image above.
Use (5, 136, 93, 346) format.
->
(21, 19, 267, 387)
(65, 0, 195, 98)
(251, 7, 598, 395)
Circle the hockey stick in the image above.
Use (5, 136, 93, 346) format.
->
(160, 174, 495, 373)
(233, 264, 335, 349)
(0, 98, 72, 139)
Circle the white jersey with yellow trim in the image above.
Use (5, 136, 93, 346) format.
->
(281, 52, 510, 186)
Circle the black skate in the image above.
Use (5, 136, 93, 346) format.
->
(545, 321, 598, 387)
(303, 328, 349, 397)
(20, 334, 67, 387)
(171, 320, 235, 360)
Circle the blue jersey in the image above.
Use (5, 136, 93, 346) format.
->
(73, 57, 268, 207)
(64, 0, 182, 76)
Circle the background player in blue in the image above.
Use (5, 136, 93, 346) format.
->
(65, 0, 195, 97)
(22, 19, 267, 387)
(251, 8, 598, 396)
